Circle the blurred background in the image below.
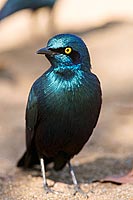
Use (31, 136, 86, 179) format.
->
(0, 0, 133, 197)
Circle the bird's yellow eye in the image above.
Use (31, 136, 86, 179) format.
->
(65, 47, 72, 54)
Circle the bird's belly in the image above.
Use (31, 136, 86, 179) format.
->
(36, 116, 92, 158)
(36, 88, 95, 157)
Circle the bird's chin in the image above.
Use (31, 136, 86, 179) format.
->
(45, 54, 53, 61)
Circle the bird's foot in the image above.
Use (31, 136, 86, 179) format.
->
(44, 184, 63, 195)
(44, 184, 54, 194)
(100, 170, 133, 184)
(71, 184, 88, 198)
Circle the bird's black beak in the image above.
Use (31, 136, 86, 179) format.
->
(36, 47, 55, 56)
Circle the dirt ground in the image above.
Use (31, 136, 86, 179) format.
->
(0, 21, 133, 199)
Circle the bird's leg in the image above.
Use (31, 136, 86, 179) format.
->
(40, 158, 53, 193)
(68, 161, 78, 188)
(68, 161, 88, 197)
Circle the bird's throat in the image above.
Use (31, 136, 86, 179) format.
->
(46, 67, 85, 93)
(54, 68, 75, 79)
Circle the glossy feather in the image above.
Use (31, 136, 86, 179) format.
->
(17, 34, 102, 171)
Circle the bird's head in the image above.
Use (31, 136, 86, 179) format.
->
(37, 34, 91, 71)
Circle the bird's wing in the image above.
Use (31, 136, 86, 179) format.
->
(25, 87, 38, 149)
(92, 77, 102, 129)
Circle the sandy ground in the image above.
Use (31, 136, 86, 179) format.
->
(0, 21, 133, 199)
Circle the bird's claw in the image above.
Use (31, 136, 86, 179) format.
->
(44, 184, 63, 194)
(44, 185, 54, 194)
(72, 185, 88, 198)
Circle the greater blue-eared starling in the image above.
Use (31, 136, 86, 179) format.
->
(0, 0, 56, 20)
(17, 34, 102, 193)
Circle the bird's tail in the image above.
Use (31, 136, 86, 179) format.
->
(17, 149, 53, 169)
(17, 148, 40, 168)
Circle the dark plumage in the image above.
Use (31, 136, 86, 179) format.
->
(17, 34, 102, 193)
(0, 0, 56, 20)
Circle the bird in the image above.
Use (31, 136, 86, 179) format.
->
(0, 0, 56, 21)
(17, 33, 102, 194)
